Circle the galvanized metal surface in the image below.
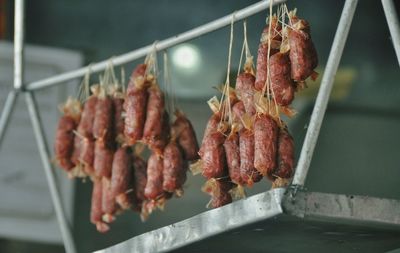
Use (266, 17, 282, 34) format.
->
(14, 0, 24, 90)
(283, 191, 400, 226)
(292, 0, 359, 187)
(25, 0, 286, 91)
(25, 92, 76, 253)
(94, 188, 285, 253)
(382, 0, 400, 67)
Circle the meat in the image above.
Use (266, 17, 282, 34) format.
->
(90, 179, 109, 233)
(54, 115, 77, 171)
(199, 113, 221, 157)
(163, 141, 185, 193)
(172, 110, 199, 161)
(110, 147, 133, 210)
(144, 153, 164, 200)
(113, 97, 125, 144)
(124, 86, 148, 145)
(127, 64, 147, 94)
(93, 96, 114, 148)
(275, 128, 295, 179)
(232, 101, 245, 123)
(94, 141, 114, 179)
(132, 155, 147, 212)
(254, 114, 278, 178)
(289, 18, 318, 82)
(143, 85, 166, 153)
(71, 135, 82, 166)
(203, 178, 234, 208)
(223, 132, 242, 185)
(269, 52, 295, 106)
(255, 17, 282, 91)
(77, 96, 97, 138)
(235, 73, 256, 115)
(239, 129, 262, 186)
(201, 132, 226, 179)
(102, 177, 117, 223)
(80, 139, 95, 177)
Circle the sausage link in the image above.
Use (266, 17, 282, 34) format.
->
(127, 64, 147, 94)
(289, 18, 318, 82)
(71, 134, 82, 166)
(163, 141, 185, 193)
(55, 115, 76, 171)
(201, 132, 226, 179)
(144, 153, 164, 200)
(81, 138, 95, 177)
(94, 140, 114, 179)
(239, 129, 262, 186)
(113, 97, 125, 143)
(210, 179, 234, 208)
(235, 72, 256, 115)
(254, 114, 278, 179)
(270, 52, 295, 106)
(124, 86, 148, 145)
(223, 132, 243, 185)
(101, 177, 117, 223)
(275, 128, 295, 179)
(132, 155, 147, 212)
(77, 96, 97, 138)
(90, 179, 109, 233)
(172, 110, 199, 161)
(199, 113, 220, 157)
(93, 96, 114, 148)
(110, 147, 133, 209)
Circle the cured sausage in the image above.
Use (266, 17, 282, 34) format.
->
(71, 134, 82, 167)
(201, 132, 226, 179)
(163, 141, 185, 193)
(275, 128, 295, 179)
(110, 147, 133, 210)
(126, 64, 147, 94)
(235, 73, 256, 115)
(94, 141, 114, 179)
(143, 85, 166, 153)
(132, 155, 147, 212)
(113, 96, 125, 144)
(203, 178, 234, 208)
(255, 17, 282, 91)
(93, 95, 114, 148)
(239, 129, 262, 186)
(77, 96, 97, 138)
(269, 52, 295, 106)
(172, 110, 199, 161)
(289, 17, 318, 82)
(144, 153, 164, 200)
(223, 132, 242, 185)
(55, 115, 77, 171)
(101, 177, 117, 223)
(232, 101, 245, 123)
(199, 113, 221, 157)
(81, 138, 95, 177)
(90, 179, 109, 233)
(124, 86, 148, 145)
(254, 114, 278, 179)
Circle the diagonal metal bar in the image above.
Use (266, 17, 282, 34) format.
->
(0, 90, 19, 148)
(292, 0, 359, 187)
(382, 0, 400, 67)
(25, 0, 286, 91)
(25, 91, 76, 253)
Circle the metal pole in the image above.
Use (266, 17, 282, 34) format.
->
(0, 91, 18, 148)
(292, 0, 358, 187)
(26, 0, 286, 91)
(382, 0, 400, 67)
(25, 92, 76, 253)
(14, 0, 25, 90)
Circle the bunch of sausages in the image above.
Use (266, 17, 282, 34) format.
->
(54, 63, 199, 232)
(197, 11, 318, 208)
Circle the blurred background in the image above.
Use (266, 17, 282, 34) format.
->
(0, 0, 399, 252)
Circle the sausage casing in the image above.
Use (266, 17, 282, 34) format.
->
(163, 141, 185, 193)
(55, 115, 76, 171)
(144, 153, 164, 200)
(269, 52, 295, 106)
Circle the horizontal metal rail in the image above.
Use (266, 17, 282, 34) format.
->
(25, 0, 286, 91)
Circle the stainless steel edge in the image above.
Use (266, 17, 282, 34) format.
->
(14, 0, 25, 90)
(94, 188, 286, 253)
(283, 191, 400, 227)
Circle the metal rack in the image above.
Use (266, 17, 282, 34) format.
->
(1, 0, 399, 252)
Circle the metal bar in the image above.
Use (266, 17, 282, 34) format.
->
(382, 0, 400, 67)
(292, 0, 358, 187)
(25, 92, 76, 253)
(14, 0, 25, 90)
(26, 0, 286, 91)
(94, 188, 285, 253)
(283, 191, 400, 227)
(0, 91, 18, 147)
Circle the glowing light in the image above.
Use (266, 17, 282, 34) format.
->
(172, 44, 200, 69)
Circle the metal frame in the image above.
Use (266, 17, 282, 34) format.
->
(1, 0, 399, 252)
